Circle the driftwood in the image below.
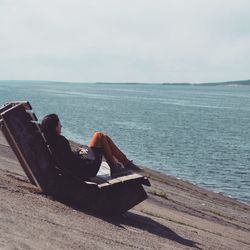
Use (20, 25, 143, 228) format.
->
(0, 101, 150, 214)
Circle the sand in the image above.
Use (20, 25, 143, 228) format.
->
(0, 134, 250, 249)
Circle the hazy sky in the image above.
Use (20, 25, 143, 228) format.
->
(0, 0, 249, 83)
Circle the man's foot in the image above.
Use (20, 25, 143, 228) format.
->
(110, 163, 132, 178)
(125, 160, 143, 171)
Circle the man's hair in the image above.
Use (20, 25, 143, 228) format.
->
(41, 113, 59, 142)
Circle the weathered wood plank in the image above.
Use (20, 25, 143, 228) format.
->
(1, 104, 58, 192)
(0, 121, 37, 185)
(0, 101, 31, 114)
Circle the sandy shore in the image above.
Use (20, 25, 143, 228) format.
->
(0, 134, 249, 249)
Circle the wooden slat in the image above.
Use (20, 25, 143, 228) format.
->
(9, 101, 32, 110)
(0, 103, 14, 114)
(91, 161, 150, 188)
(27, 111, 38, 121)
(97, 173, 150, 188)
(0, 101, 31, 114)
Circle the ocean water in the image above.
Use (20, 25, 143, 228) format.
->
(0, 80, 249, 204)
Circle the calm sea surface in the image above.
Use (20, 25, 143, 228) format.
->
(0, 81, 249, 204)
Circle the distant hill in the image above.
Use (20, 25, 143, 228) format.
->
(162, 80, 250, 86)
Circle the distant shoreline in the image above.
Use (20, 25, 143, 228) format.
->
(0, 79, 250, 86)
(162, 79, 250, 86)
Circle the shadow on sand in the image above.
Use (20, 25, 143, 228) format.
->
(70, 203, 202, 249)
(106, 211, 202, 249)
(15, 174, 199, 249)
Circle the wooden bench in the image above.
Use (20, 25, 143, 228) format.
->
(0, 101, 150, 214)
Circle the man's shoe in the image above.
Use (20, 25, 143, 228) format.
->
(125, 160, 143, 171)
(111, 163, 132, 178)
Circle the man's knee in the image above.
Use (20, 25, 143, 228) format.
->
(94, 131, 105, 139)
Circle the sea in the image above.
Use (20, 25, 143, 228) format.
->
(0, 80, 249, 204)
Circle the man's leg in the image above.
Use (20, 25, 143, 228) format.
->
(105, 135, 130, 166)
(89, 132, 138, 173)
(89, 131, 117, 167)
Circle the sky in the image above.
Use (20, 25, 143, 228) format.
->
(0, 0, 250, 83)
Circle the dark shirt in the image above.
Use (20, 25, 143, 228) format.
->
(49, 134, 101, 179)
(49, 135, 86, 177)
